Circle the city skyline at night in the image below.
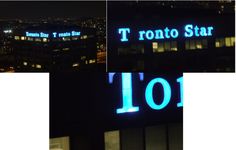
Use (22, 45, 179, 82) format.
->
(0, 1, 106, 72)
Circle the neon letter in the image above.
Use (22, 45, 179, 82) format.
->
(53, 32, 57, 38)
(145, 30, 154, 40)
(145, 78, 171, 110)
(170, 29, 179, 38)
(118, 28, 130, 42)
(194, 26, 200, 37)
(200, 27, 207, 36)
(139, 31, 145, 40)
(177, 77, 183, 107)
(164, 27, 170, 38)
(207, 26, 213, 36)
(108, 73, 144, 114)
(155, 30, 164, 39)
(184, 24, 193, 37)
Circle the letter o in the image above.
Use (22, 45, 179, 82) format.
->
(145, 30, 154, 40)
(145, 78, 172, 110)
(170, 29, 179, 38)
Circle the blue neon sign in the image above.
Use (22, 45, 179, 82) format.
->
(25, 31, 81, 38)
(108, 73, 183, 114)
(118, 24, 214, 42)
(145, 78, 171, 110)
(109, 73, 144, 113)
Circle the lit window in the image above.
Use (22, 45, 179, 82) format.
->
(14, 36, 20, 40)
(35, 38, 42, 42)
(21, 36, 26, 40)
(23, 62, 27, 66)
(27, 37, 33, 41)
(157, 42, 164, 52)
(36, 64, 41, 69)
(185, 40, 190, 49)
(186, 39, 207, 50)
(72, 37, 78, 40)
(196, 40, 202, 49)
(152, 42, 158, 53)
(170, 41, 177, 51)
(231, 37, 235, 46)
(83, 35, 88, 39)
(50, 137, 69, 150)
(62, 37, 71, 41)
(43, 38, 47, 42)
(81, 56, 86, 60)
(225, 37, 231, 47)
(104, 130, 120, 150)
(215, 38, 225, 47)
(72, 63, 79, 67)
(89, 59, 96, 64)
(215, 41, 220, 47)
(189, 40, 196, 50)
(53, 49, 60, 52)
(164, 42, 171, 51)
(62, 48, 70, 51)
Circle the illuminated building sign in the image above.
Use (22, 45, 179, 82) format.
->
(118, 24, 214, 42)
(108, 73, 183, 114)
(25, 31, 81, 38)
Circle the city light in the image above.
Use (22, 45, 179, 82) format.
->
(118, 24, 214, 42)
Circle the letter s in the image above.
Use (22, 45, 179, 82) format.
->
(184, 24, 193, 37)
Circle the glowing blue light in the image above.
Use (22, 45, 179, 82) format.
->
(52, 32, 57, 38)
(145, 78, 171, 110)
(184, 24, 194, 37)
(139, 73, 144, 81)
(177, 77, 183, 107)
(71, 31, 81, 36)
(118, 28, 130, 42)
(26, 31, 80, 38)
(40, 32, 49, 38)
(170, 29, 179, 38)
(116, 73, 139, 113)
(145, 30, 155, 40)
(139, 31, 145, 40)
(164, 27, 170, 38)
(26, 32, 39, 37)
(108, 73, 144, 114)
(206, 26, 213, 36)
(108, 72, 116, 84)
(184, 24, 213, 37)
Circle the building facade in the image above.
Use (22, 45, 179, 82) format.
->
(50, 73, 183, 150)
(108, 1, 235, 72)
(12, 24, 99, 72)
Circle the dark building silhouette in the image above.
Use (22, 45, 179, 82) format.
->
(50, 73, 183, 150)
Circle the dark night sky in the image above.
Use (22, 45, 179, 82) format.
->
(0, 1, 106, 19)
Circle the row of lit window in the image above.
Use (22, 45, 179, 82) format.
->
(14, 35, 88, 42)
(72, 59, 96, 67)
(216, 37, 235, 47)
(105, 124, 182, 150)
(152, 41, 177, 53)
(23, 61, 42, 69)
(152, 36, 235, 53)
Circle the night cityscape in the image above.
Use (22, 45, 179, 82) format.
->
(108, 1, 235, 72)
(0, 1, 234, 150)
(0, 2, 106, 72)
